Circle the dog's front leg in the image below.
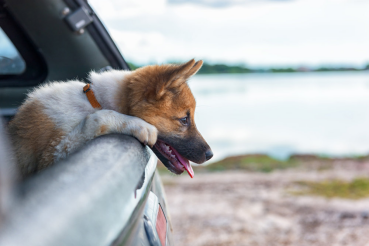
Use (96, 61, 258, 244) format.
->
(54, 110, 157, 163)
(87, 110, 158, 145)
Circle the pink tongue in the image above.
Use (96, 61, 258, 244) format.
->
(181, 159, 194, 178)
(170, 148, 194, 178)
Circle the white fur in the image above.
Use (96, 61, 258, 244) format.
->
(29, 80, 96, 133)
(28, 69, 157, 164)
(88, 70, 131, 111)
(53, 110, 157, 162)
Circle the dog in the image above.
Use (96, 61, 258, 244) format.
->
(8, 59, 213, 179)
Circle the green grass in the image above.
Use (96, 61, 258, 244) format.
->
(156, 154, 298, 175)
(157, 154, 369, 175)
(199, 154, 298, 173)
(293, 178, 369, 199)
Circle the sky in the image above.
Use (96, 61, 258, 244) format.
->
(89, 0, 369, 67)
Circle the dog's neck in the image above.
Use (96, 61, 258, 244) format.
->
(88, 70, 132, 113)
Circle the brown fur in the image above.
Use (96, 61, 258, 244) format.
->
(116, 59, 211, 165)
(98, 125, 109, 135)
(8, 99, 64, 178)
(8, 59, 210, 178)
(117, 59, 200, 136)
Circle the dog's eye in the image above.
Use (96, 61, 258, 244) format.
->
(179, 117, 188, 126)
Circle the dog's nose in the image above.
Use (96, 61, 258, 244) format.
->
(205, 149, 213, 161)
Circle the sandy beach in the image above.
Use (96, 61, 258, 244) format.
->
(162, 158, 369, 246)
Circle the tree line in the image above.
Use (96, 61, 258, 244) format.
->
(127, 62, 369, 74)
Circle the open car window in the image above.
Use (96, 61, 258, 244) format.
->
(0, 27, 25, 75)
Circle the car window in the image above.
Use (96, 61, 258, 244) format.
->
(0, 28, 26, 75)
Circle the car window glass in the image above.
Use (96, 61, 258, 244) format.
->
(0, 28, 26, 75)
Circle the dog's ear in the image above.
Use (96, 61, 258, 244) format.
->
(164, 59, 202, 88)
(177, 59, 197, 77)
(155, 59, 195, 98)
(184, 60, 203, 78)
(152, 59, 202, 100)
(165, 59, 196, 87)
(170, 59, 203, 80)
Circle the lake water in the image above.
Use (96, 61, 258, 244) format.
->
(189, 71, 369, 162)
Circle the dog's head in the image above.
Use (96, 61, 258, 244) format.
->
(124, 59, 213, 177)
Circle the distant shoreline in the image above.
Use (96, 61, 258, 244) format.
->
(157, 153, 369, 174)
(128, 62, 369, 75)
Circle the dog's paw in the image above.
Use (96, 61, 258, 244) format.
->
(130, 119, 158, 147)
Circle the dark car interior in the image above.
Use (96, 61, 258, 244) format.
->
(0, 0, 129, 119)
(0, 0, 172, 245)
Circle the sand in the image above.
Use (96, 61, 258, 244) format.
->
(162, 163, 369, 246)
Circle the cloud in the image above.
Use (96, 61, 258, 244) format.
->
(168, 0, 292, 8)
(89, 0, 369, 66)
(108, 29, 188, 63)
(90, 0, 166, 19)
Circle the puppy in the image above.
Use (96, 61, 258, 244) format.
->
(8, 59, 213, 178)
